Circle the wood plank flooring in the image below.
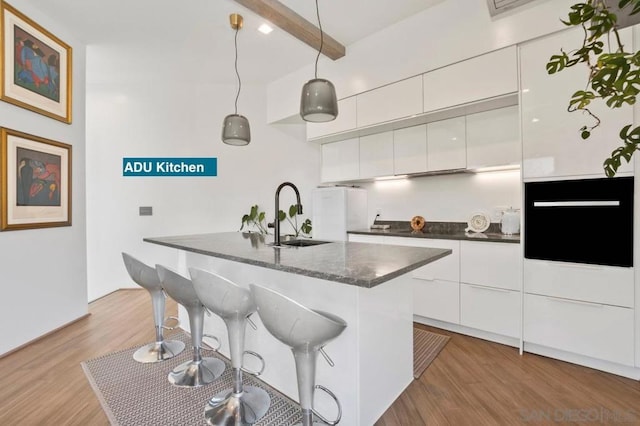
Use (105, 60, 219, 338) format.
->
(1, 289, 639, 425)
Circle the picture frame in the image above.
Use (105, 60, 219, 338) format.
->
(0, 1, 72, 123)
(1, 127, 71, 230)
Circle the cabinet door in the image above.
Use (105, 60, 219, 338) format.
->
(384, 237, 459, 282)
(427, 117, 466, 171)
(524, 293, 634, 366)
(357, 76, 423, 127)
(321, 138, 359, 182)
(423, 47, 518, 113)
(307, 97, 357, 140)
(520, 27, 633, 179)
(460, 284, 520, 338)
(466, 105, 520, 169)
(359, 132, 394, 178)
(460, 241, 521, 291)
(413, 278, 459, 324)
(394, 125, 427, 174)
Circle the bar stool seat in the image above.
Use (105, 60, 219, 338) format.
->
(122, 253, 184, 363)
(250, 284, 347, 426)
(190, 267, 271, 425)
(156, 264, 225, 387)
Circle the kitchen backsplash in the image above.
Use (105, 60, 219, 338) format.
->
(358, 170, 521, 224)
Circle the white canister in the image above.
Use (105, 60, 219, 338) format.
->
(501, 208, 520, 235)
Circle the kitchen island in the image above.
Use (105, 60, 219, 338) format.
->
(144, 232, 451, 425)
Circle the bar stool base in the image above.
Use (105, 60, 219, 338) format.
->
(204, 386, 271, 425)
(168, 357, 225, 387)
(133, 340, 185, 363)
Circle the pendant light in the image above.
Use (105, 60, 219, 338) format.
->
(222, 14, 251, 145)
(300, 0, 338, 122)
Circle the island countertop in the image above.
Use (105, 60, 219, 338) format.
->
(144, 232, 451, 288)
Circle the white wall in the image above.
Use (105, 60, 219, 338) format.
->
(85, 45, 321, 300)
(0, 1, 87, 355)
(361, 171, 521, 224)
(267, 0, 574, 122)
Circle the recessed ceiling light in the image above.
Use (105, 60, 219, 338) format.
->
(258, 24, 273, 34)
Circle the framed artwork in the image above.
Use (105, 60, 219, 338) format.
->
(1, 127, 71, 230)
(0, 1, 72, 123)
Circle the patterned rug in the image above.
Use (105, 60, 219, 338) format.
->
(82, 328, 448, 424)
(413, 327, 450, 379)
(81, 331, 301, 425)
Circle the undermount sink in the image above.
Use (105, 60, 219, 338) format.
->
(272, 239, 332, 248)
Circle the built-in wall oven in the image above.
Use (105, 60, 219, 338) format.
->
(524, 177, 634, 267)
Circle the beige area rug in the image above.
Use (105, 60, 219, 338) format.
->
(81, 331, 301, 425)
(414, 327, 450, 379)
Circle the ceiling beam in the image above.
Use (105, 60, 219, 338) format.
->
(232, 0, 346, 60)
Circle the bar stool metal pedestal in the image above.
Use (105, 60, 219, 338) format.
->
(122, 253, 185, 363)
(191, 267, 271, 425)
(251, 284, 347, 426)
(157, 264, 226, 387)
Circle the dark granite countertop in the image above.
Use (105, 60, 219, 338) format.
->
(348, 221, 520, 244)
(144, 232, 451, 288)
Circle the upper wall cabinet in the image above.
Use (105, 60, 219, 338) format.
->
(423, 47, 518, 113)
(357, 76, 423, 128)
(520, 28, 634, 179)
(321, 138, 359, 183)
(394, 125, 427, 175)
(360, 132, 394, 178)
(466, 105, 520, 169)
(307, 97, 357, 140)
(427, 117, 466, 171)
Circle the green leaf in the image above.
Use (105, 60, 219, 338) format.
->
(581, 130, 591, 139)
(289, 204, 297, 218)
(278, 210, 286, 221)
(546, 53, 569, 74)
(258, 211, 265, 222)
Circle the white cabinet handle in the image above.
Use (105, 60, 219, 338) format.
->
(413, 275, 436, 282)
(545, 296, 604, 308)
(465, 284, 511, 293)
(555, 262, 604, 271)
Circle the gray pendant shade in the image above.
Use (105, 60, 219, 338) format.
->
(222, 114, 251, 146)
(300, 78, 338, 122)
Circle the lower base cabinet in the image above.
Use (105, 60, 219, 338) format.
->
(413, 278, 459, 324)
(524, 293, 634, 366)
(460, 283, 520, 338)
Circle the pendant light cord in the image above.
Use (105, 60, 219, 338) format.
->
(234, 26, 241, 115)
(314, 0, 323, 79)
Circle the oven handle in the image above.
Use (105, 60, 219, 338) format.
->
(533, 201, 620, 207)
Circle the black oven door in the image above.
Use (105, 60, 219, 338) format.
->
(524, 177, 634, 267)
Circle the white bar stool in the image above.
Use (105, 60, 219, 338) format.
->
(190, 267, 271, 425)
(156, 264, 226, 387)
(122, 253, 185, 363)
(250, 284, 347, 426)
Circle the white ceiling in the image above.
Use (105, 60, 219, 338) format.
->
(28, 0, 446, 84)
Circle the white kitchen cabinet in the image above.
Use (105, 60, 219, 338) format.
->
(359, 132, 394, 178)
(466, 105, 520, 169)
(460, 284, 520, 338)
(520, 27, 634, 179)
(321, 138, 359, 183)
(357, 76, 423, 128)
(384, 237, 459, 282)
(523, 259, 634, 308)
(524, 293, 635, 366)
(307, 97, 357, 140)
(414, 278, 460, 324)
(393, 125, 427, 175)
(423, 47, 518, 113)
(426, 117, 466, 171)
(460, 241, 521, 291)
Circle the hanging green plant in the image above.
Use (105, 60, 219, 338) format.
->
(547, 0, 640, 177)
(278, 204, 312, 237)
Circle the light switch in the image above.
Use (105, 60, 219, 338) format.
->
(139, 206, 153, 216)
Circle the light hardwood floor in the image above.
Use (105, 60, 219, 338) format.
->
(1, 289, 639, 425)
